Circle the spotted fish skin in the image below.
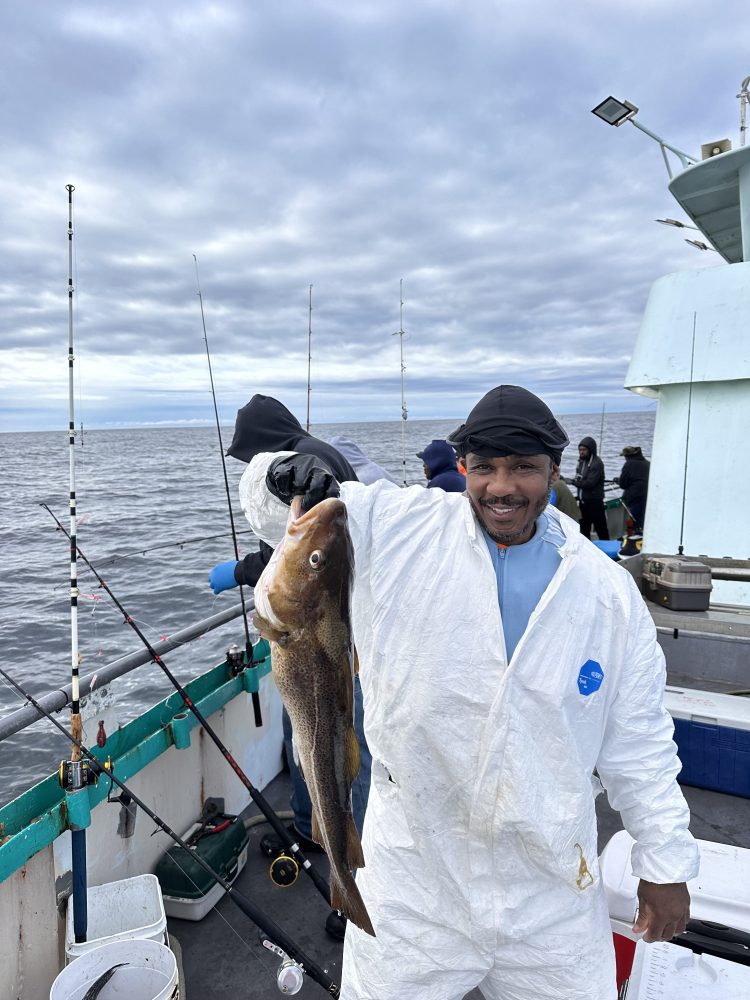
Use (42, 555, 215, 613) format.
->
(253, 496, 374, 937)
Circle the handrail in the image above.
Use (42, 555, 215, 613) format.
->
(0, 602, 246, 742)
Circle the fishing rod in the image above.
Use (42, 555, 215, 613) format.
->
(391, 278, 408, 486)
(0, 666, 340, 998)
(95, 527, 256, 567)
(193, 254, 262, 728)
(306, 284, 313, 432)
(41, 503, 333, 908)
(64, 182, 89, 943)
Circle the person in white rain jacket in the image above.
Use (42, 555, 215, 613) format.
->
(238, 384, 699, 1000)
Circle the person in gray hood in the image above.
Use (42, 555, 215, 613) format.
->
(573, 435, 610, 540)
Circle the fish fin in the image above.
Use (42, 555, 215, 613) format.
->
(310, 808, 324, 849)
(345, 813, 365, 870)
(252, 611, 289, 645)
(331, 874, 375, 937)
(345, 726, 361, 784)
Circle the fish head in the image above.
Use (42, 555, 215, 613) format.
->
(255, 496, 353, 633)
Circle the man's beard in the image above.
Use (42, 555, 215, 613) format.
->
(481, 483, 552, 545)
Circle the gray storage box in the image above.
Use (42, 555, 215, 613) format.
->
(642, 558, 712, 611)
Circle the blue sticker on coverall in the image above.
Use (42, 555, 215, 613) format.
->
(577, 660, 604, 696)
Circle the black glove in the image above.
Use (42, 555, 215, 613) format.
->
(267, 454, 340, 511)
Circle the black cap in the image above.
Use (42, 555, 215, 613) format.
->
(447, 385, 569, 464)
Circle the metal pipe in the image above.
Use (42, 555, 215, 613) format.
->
(0, 604, 244, 742)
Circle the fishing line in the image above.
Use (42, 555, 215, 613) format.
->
(41, 502, 334, 909)
(94, 527, 255, 567)
(193, 254, 261, 728)
(0, 667, 340, 998)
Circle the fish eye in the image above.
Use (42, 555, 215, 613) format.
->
(309, 550, 325, 569)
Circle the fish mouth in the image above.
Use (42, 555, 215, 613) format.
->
(287, 496, 345, 534)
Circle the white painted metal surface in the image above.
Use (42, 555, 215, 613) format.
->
(625, 261, 750, 605)
(0, 673, 284, 1000)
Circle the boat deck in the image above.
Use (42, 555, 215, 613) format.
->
(168, 769, 750, 999)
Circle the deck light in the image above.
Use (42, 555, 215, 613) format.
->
(655, 218, 700, 231)
(592, 96, 696, 178)
(591, 97, 639, 127)
(685, 239, 718, 253)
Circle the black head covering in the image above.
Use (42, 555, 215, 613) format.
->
(225, 394, 358, 483)
(447, 385, 569, 465)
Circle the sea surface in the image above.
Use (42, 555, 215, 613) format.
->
(0, 411, 654, 805)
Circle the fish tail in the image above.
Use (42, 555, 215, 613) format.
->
(345, 813, 365, 870)
(331, 872, 376, 938)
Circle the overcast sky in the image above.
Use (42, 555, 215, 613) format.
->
(2, 1, 746, 432)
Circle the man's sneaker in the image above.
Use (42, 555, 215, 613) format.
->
(259, 823, 325, 858)
(325, 910, 347, 941)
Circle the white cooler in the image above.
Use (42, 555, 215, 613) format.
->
(624, 939, 750, 998)
(600, 830, 750, 940)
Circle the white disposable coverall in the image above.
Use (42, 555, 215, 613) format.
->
(240, 454, 700, 1000)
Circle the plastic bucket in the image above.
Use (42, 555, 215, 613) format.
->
(51, 938, 178, 999)
(65, 874, 167, 963)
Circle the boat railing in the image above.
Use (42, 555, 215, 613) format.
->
(0, 602, 247, 742)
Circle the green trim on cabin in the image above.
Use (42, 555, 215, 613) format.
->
(0, 643, 272, 884)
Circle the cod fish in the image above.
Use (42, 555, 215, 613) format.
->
(253, 495, 375, 937)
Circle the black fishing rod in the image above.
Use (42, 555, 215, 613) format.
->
(193, 253, 262, 728)
(41, 503, 333, 908)
(0, 665, 340, 998)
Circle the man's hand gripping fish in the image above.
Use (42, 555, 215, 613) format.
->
(253, 495, 375, 937)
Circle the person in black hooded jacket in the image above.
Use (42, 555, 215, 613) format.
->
(211, 394, 358, 589)
(615, 445, 650, 534)
(207, 394, 369, 940)
(573, 435, 610, 540)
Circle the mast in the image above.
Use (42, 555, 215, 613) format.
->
(306, 284, 313, 431)
(391, 278, 408, 485)
(64, 183, 89, 943)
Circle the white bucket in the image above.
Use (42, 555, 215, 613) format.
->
(51, 939, 179, 999)
(65, 874, 168, 963)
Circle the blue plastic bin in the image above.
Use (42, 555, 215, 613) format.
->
(593, 540, 622, 561)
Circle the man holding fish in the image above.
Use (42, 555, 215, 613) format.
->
(239, 384, 699, 1000)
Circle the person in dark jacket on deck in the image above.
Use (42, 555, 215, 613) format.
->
(418, 439, 467, 493)
(206, 394, 370, 941)
(615, 445, 650, 534)
(573, 435, 610, 540)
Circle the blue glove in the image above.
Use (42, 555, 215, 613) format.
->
(209, 559, 239, 594)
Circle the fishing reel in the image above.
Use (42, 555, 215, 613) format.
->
(269, 852, 300, 888)
(261, 938, 305, 995)
(226, 642, 246, 677)
(58, 757, 101, 791)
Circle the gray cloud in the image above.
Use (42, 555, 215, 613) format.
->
(1, 0, 745, 430)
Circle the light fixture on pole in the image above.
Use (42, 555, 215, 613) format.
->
(591, 97, 639, 127)
(685, 239, 718, 253)
(655, 218, 701, 231)
(591, 96, 697, 179)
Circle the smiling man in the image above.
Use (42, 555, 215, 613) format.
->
(237, 384, 699, 1000)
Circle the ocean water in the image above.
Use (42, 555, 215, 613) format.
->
(0, 410, 654, 805)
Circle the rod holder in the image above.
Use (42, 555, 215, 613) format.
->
(65, 786, 92, 831)
(170, 711, 192, 750)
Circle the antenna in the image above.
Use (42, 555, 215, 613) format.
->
(678, 313, 697, 555)
(738, 75, 750, 147)
(391, 279, 408, 486)
(306, 284, 313, 432)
